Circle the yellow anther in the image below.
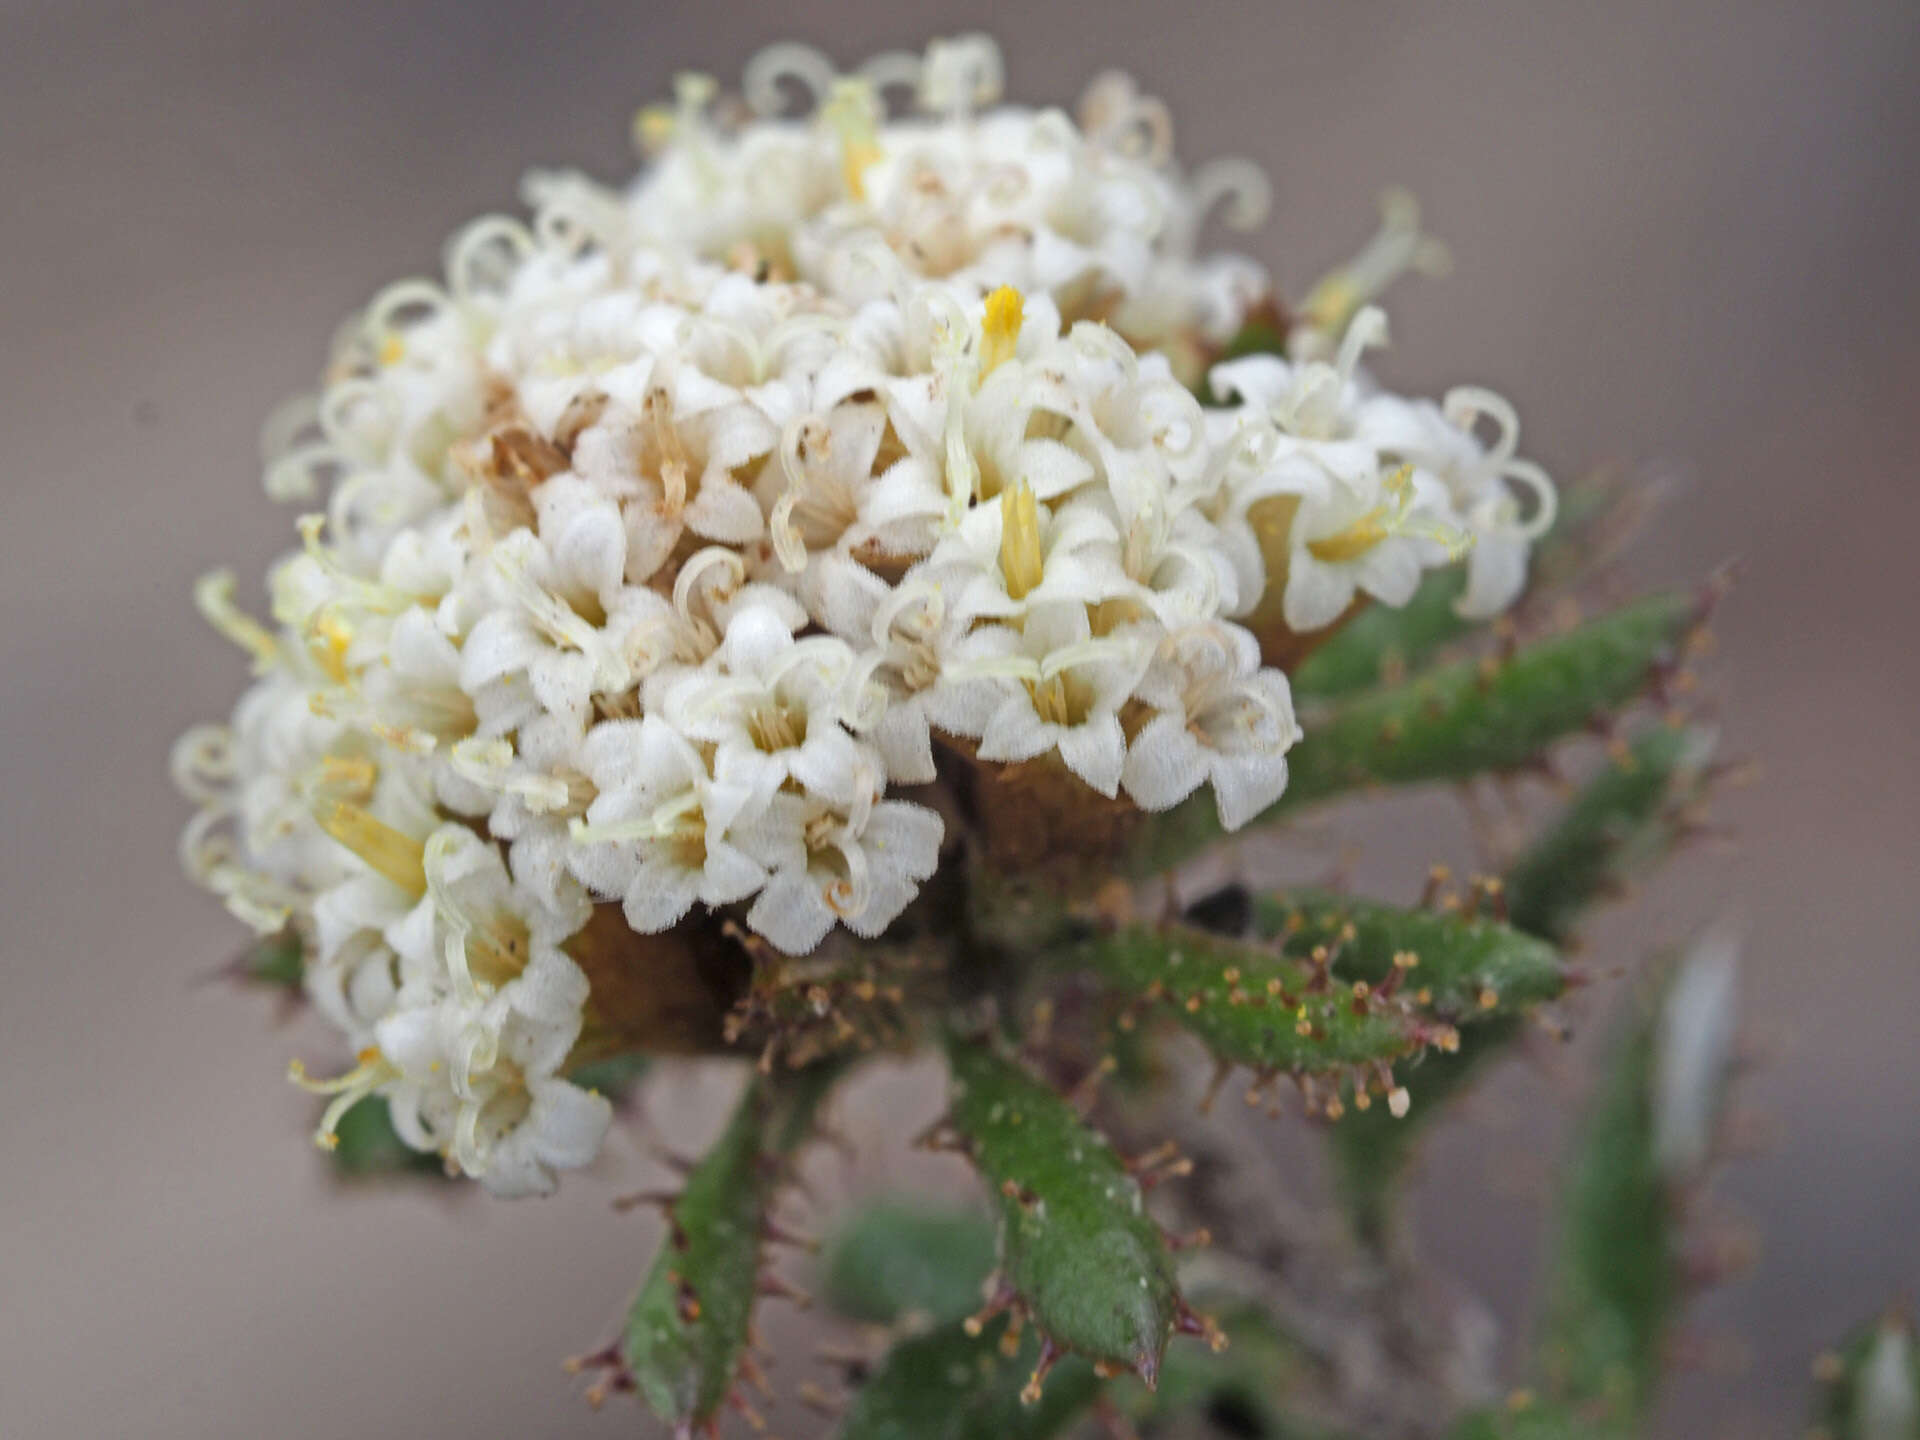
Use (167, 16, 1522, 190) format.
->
(314, 799, 427, 896)
(310, 611, 354, 684)
(980, 285, 1024, 379)
(998, 479, 1045, 601)
(377, 332, 405, 367)
(289, 1047, 396, 1151)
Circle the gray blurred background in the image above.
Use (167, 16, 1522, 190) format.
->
(2, 1, 1917, 1435)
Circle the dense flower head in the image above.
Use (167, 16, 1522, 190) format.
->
(174, 35, 1554, 1196)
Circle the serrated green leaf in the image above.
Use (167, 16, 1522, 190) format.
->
(1136, 590, 1703, 875)
(1240, 892, 1558, 1244)
(1323, 1018, 1518, 1247)
(1070, 923, 1440, 1074)
(1252, 890, 1565, 1020)
(835, 1313, 1100, 1440)
(1321, 726, 1709, 1244)
(1129, 1299, 1334, 1438)
(1282, 589, 1697, 809)
(946, 1037, 1181, 1379)
(1505, 726, 1715, 945)
(326, 1095, 447, 1182)
(1809, 1314, 1920, 1439)
(821, 1204, 998, 1326)
(1536, 971, 1680, 1419)
(620, 1065, 836, 1429)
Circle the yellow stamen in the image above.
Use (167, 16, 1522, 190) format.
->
(998, 480, 1045, 602)
(289, 1047, 397, 1151)
(377, 332, 405, 367)
(309, 611, 354, 684)
(979, 285, 1024, 379)
(314, 799, 427, 896)
(194, 570, 281, 674)
(1306, 465, 1415, 565)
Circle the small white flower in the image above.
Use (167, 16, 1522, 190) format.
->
(966, 600, 1151, 797)
(737, 765, 944, 953)
(1356, 386, 1556, 619)
(1122, 623, 1300, 828)
(662, 602, 866, 806)
(1280, 461, 1460, 632)
(567, 715, 769, 933)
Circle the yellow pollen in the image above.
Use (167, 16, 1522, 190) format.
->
(314, 799, 427, 896)
(980, 285, 1024, 379)
(998, 480, 1045, 601)
(377, 332, 405, 367)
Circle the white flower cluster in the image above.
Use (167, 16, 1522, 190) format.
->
(173, 35, 1553, 1196)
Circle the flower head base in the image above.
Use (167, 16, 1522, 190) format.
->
(175, 34, 1554, 1197)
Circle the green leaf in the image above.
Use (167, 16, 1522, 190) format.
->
(326, 1095, 447, 1182)
(945, 1036, 1186, 1381)
(1809, 1314, 1920, 1439)
(1447, 1401, 1628, 1440)
(1319, 727, 1709, 1244)
(244, 929, 305, 990)
(617, 1065, 836, 1430)
(1240, 891, 1559, 1244)
(1129, 1299, 1332, 1438)
(835, 1313, 1101, 1440)
(1324, 1017, 1518, 1247)
(1505, 725, 1716, 945)
(1283, 590, 1699, 808)
(1070, 922, 1447, 1075)
(1252, 890, 1565, 1020)
(1536, 944, 1735, 1422)
(821, 1204, 998, 1326)
(1135, 589, 1704, 874)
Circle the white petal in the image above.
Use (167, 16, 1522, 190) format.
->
(1121, 714, 1211, 812)
(978, 695, 1053, 764)
(1209, 749, 1290, 831)
(622, 859, 702, 932)
(747, 869, 835, 954)
(1056, 712, 1127, 798)
(862, 801, 944, 881)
